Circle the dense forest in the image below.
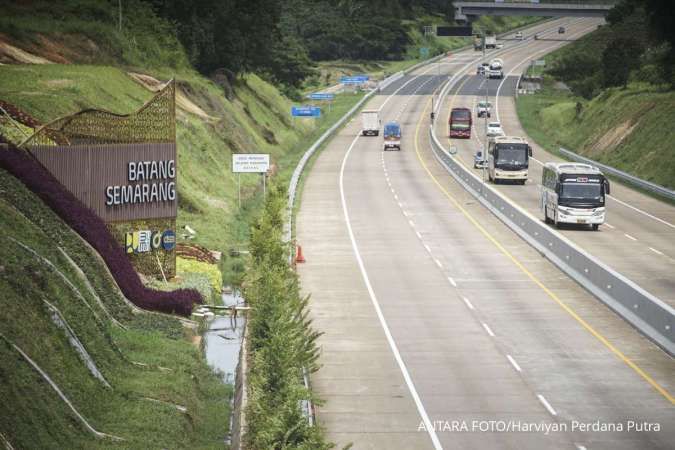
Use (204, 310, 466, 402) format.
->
(548, 0, 674, 98)
(148, 0, 455, 87)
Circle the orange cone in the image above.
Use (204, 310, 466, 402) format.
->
(296, 245, 306, 263)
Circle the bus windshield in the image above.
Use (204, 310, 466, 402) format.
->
(451, 110, 470, 120)
(495, 144, 528, 165)
(561, 182, 602, 200)
(451, 123, 470, 130)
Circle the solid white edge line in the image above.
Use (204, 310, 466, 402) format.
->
(340, 133, 443, 450)
(506, 354, 522, 372)
(435, 259, 443, 269)
(462, 297, 475, 310)
(537, 394, 558, 416)
(482, 323, 495, 337)
(424, 244, 432, 253)
(447, 276, 457, 287)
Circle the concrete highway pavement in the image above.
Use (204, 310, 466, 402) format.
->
(297, 18, 674, 450)
(435, 19, 675, 307)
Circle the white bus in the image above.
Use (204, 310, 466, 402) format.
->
(541, 162, 611, 231)
(487, 136, 532, 184)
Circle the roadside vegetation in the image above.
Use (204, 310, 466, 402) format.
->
(244, 185, 328, 449)
(516, 0, 675, 189)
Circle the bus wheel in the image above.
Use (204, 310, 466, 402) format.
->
(554, 212, 561, 229)
(592, 224, 599, 231)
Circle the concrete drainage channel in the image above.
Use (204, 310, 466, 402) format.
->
(197, 289, 248, 448)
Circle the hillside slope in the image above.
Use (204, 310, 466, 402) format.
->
(0, 167, 229, 449)
(517, 84, 675, 189)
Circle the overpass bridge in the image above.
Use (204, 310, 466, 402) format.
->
(455, 1, 615, 22)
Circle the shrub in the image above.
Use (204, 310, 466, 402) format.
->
(243, 184, 329, 449)
(0, 145, 201, 316)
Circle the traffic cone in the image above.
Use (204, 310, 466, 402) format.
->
(296, 245, 306, 263)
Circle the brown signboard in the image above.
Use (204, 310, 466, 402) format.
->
(30, 142, 177, 222)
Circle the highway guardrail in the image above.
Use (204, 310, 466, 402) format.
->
(429, 128, 674, 355)
(559, 147, 675, 202)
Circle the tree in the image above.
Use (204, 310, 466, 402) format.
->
(603, 37, 643, 87)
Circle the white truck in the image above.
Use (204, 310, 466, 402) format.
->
(361, 110, 380, 136)
(484, 35, 497, 49)
(487, 58, 504, 79)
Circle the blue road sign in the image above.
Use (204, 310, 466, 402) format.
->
(291, 106, 321, 117)
(307, 92, 335, 100)
(340, 75, 369, 84)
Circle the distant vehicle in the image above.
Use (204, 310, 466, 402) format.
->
(477, 64, 485, 75)
(474, 150, 487, 169)
(558, 26, 566, 34)
(477, 101, 491, 118)
(449, 107, 472, 139)
(484, 35, 497, 49)
(361, 110, 380, 136)
(487, 135, 532, 184)
(496, 42, 504, 49)
(534, 33, 539, 40)
(486, 121, 504, 137)
(488, 58, 504, 79)
(383, 121, 401, 151)
(515, 31, 523, 40)
(474, 35, 482, 51)
(541, 162, 610, 230)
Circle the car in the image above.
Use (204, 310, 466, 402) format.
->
(486, 121, 504, 137)
(474, 151, 487, 169)
(558, 26, 565, 34)
(476, 64, 485, 75)
(515, 31, 523, 40)
(496, 42, 504, 49)
(477, 101, 491, 118)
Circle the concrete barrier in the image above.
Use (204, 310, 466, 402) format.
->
(428, 128, 674, 355)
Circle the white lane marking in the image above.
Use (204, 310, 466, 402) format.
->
(398, 201, 403, 208)
(482, 323, 495, 337)
(604, 223, 615, 229)
(424, 243, 432, 253)
(447, 276, 457, 287)
(403, 210, 409, 217)
(462, 297, 475, 310)
(624, 233, 637, 241)
(537, 394, 558, 416)
(409, 219, 415, 227)
(576, 445, 588, 450)
(394, 194, 398, 200)
(649, 247, 664, 256)
(435, 259, 443, 269)
(506, 355, 522, 372)
(339, 134, 443, 450)
(379, 63, 442, 111)
(607, 195, 675, 230)
(415, 231, 422, 239)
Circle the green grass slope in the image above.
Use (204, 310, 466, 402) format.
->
(0, 167, 230, 449)
(517, 83, 675, 190)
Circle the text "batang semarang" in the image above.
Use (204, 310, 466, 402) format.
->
(105, 160, 176, 206)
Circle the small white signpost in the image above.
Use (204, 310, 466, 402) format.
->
(232, 154, 270, 208)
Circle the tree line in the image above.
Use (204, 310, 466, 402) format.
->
(146, 0, 454, 88)
(548, 0, 674, 98)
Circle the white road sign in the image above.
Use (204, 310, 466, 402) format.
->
(232, 154, 270, 173)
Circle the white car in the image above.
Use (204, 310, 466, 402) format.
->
(486, 121, 504, 137)
(515, 31, 523, 40)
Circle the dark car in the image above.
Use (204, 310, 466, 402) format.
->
(477, 65, 485, 75)
(558, 26, 565, 34)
